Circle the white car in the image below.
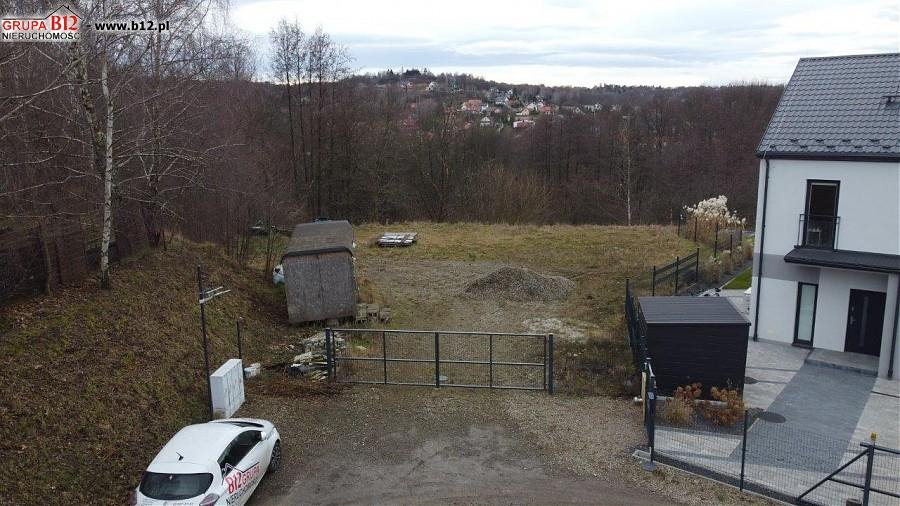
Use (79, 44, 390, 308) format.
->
(133, 418, 281, 506)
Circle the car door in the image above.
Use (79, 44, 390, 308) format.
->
(221, 430, 266, 506)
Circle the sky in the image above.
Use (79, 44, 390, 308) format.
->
(231, 0, 900, 87)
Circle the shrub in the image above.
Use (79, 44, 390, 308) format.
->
(720, 252, 733, 274)
(662, 382, 702, 425)
(682, 196, 747, 246)
(674, 382, 702, 403)
(700, 386, 746, 427)
(701, 256, 722, 283)
(662, 397, 693, 425)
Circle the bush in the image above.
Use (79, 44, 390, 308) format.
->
(662, 382, 702, 425)
(701, 256, 722, 283)
(662, 397, 694, 425)
(700, 386, 746, 427)
(720, 252, 733, 274)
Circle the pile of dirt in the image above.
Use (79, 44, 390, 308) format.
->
(464, 266, 574, 302)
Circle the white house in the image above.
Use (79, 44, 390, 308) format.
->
(749, 53, 900, 378)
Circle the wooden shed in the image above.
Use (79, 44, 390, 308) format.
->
(637, 296, 750, 397)
(282, 220, 357, 323)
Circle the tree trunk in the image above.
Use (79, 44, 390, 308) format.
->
(99, 57, 114, 289)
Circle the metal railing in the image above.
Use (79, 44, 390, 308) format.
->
(797, 214, 840, 250)
(625, 279, 649, 367)
(798, 442, 900, 506)
(651, 249, 700, 295)
(325, 328, 554, 393)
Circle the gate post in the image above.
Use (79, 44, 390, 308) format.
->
(434, 332, 441, 388)
(651, 265, 656, 296)
(547, 333, 555, 395)
(862, 442, 875, 505)
(674, 256, 680, 294)
(489, 334, 494, 389)
(740, 409, 748, 491)
(325, 328, 333, 380)
(236, 319, 244, 379)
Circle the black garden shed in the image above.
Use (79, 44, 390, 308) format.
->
(637, 296, 750, 397)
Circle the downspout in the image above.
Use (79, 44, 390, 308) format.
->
(752, 157, 770, 341)
(889, 275, 899, 379)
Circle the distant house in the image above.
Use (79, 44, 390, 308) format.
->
(479, 116, 493, 127)
(426, 81, 438, 92)
(513, 119, 534, 129)
(281, 221, 358, 323)
(750, 53, 900, 378)
(460, 99, 483, 113)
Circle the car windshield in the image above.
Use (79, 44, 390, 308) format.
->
(139, 472, 213, 500)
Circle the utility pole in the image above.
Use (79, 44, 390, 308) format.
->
(197, 265, 230, 420)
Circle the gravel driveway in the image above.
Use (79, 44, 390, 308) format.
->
(240, 384, 774, 505)
(242, 386, 670, 505)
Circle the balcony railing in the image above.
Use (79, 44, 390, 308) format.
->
(797, 214, 840, 249)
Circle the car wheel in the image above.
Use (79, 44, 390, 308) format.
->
(268, 440, 282, 472)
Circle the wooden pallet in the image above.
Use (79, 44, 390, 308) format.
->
(377, 232, 418, 247)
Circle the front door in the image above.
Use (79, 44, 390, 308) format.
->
(844, 289, 886, 356)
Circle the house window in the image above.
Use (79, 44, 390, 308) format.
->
(803, 180, 839, 249)
(793, 282, 818, 347)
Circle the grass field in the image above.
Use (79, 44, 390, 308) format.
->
(0, 222, 697, 505)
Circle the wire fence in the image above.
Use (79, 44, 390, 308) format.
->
(640, 356, 900, 505)
(326, 328, 554, 392)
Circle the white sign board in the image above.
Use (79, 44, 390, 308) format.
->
(211, 358, 245, 418)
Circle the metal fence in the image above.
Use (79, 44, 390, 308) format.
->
(640, 357, 900, 505)
(325, 328, 554, 393)
(650, 249, 700, 295)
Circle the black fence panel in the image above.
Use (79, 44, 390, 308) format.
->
(327, 328, 554, 393)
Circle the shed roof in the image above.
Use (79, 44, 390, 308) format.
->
(282, 220, 354, 260)
(756, 53, 900, 160)
(638, 296, 750, 326)
(784, 247, 900, 274)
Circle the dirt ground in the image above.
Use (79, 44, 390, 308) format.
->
(243, 387, 663, 505)
(357, 257, 598, 339)
(242, 386, 771, 506)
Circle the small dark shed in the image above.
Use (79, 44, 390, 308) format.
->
(282, 221, 357, 323)
(638, 296, 750, 397)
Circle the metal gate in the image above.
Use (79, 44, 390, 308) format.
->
(325, 328, 554, 393)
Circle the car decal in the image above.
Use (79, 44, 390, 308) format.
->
(224, 462, 262, 504)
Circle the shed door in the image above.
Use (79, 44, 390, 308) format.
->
(844, 289, 885, 357)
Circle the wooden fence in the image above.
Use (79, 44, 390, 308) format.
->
(0, 206, 153, 302)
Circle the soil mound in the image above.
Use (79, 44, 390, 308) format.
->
(464, 266, 574, 302)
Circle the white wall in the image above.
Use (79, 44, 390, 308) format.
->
(759, 158, 900, 256)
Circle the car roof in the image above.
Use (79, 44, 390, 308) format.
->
(150, 422, 245, 468)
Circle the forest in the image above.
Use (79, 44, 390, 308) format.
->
(0, 0, 783, 288)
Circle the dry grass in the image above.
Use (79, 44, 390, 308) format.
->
(352, 222, 698, 333)
(0, 240, 304, 505)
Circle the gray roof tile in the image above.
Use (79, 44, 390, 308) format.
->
(757, 53, 900, 159)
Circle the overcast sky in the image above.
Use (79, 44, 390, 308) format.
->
(232, 0, 900, 87)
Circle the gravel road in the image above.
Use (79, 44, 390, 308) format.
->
(242, 385, 773, 505)
(243, 387, 672, 505)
